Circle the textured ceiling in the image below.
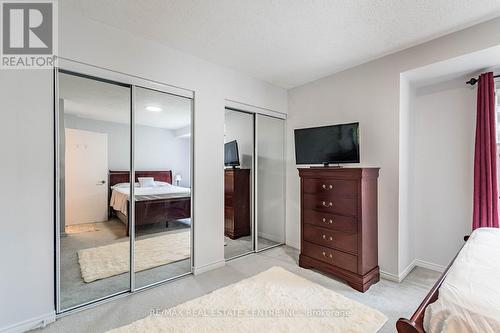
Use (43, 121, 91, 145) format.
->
(61, 0, 500, 88)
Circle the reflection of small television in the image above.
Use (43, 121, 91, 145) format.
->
(294, 122, 359, 166)
(224, 140, 240, 167)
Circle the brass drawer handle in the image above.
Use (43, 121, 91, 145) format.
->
(322, 184, 333, 190)
(322, 217, 334, 224)
(322, 251, 333, 259)
(322, 234, 334, 241)
(321, 201, 333, 207)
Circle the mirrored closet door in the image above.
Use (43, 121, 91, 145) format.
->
(58, 71, 132, 310)
(133, 86, 192, 289)
(56, 65, 194, 313)
(256, 114, 286, 251)
(223, 109, 254, 259)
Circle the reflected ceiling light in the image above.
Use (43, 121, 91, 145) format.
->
(146, 105, 162, 112)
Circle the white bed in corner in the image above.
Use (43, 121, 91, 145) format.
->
(424, 228, 500, 333)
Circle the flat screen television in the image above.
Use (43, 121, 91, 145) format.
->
(294, 122, 359, 166)
(224, 140, 240, 167)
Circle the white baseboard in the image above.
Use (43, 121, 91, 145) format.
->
(381, 260, 416, 283)
(380, 270, 401, 282)
(285, 240, 299, 250)
(193, 259, 225, 275)
(399, 259, 417, 282)
(0, 312, 55, 333)
(258, 232, 282, 244)
(414, 259, 446, 273)
(381, 258, 446, 283)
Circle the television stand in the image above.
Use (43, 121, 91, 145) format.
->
(298, 167, 380, 292)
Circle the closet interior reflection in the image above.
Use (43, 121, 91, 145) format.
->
(57, 69, 193, 312)
(224, 109, 254, 259)
(256, 114, 286, 251)
(223, 108, 286, 261)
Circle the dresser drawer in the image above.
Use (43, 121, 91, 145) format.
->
(302, 178, 357, 197)
(303, 193, 357, 216)
(224, 194, 233, 206)
(302, 241, 358, 273)
(303, 224, 357, 254)
(303, 210, 357, 233)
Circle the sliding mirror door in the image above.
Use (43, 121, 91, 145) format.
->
(58, 71, 131, 310)
(224, 109, 254, 259)
(133, 87, 192, 288)
(256, 114, 285, 251)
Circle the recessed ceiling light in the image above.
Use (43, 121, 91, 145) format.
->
(146, 106, 162, 112)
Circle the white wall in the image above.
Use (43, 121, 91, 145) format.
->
(0, 6, 287, 332)
(287, 69, 401, 276)
(287, 17, 500, 279)
(64, 115, 191, 187)
(398, 45, 500, 277)
(0, 70, 55, 332)
(398, 77, 416, 275)
(413, 78, 475, 269)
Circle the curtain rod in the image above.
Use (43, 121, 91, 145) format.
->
(466, 74, 500, 86)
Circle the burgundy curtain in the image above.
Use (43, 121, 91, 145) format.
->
(473, 72, 499, 230)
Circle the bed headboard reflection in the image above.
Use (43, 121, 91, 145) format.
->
(108, 170, 173, 187)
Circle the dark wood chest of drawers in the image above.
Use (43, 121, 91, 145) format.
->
(224, 168, 251, 239)
(298, 167, 380, 292)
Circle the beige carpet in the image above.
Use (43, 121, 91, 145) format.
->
(108, 266, 387, 333)
(78, 230, 190, 283)
(65, 223, 99, 234)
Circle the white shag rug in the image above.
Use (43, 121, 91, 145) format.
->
(108, 266, 387, 333)
(78, 230, 190, 283)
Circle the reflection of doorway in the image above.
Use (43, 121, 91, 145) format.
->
(65, 128, 108, 225)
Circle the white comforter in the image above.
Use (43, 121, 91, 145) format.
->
(424, 227, 500, 333)
(110, 185, 190, 216)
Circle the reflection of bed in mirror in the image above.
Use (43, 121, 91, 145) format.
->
(109, 170, 191, 235)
